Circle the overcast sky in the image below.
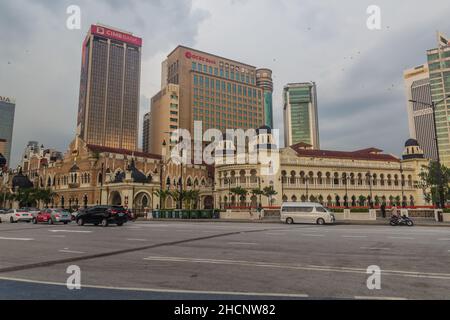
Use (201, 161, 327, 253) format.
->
(1, 0, 449, 166)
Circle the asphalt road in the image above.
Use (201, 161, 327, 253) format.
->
(0, 220, 450, 300)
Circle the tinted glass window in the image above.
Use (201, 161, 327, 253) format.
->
(316, 207, 327, 213)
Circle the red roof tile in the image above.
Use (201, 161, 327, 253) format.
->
(290, 145, 399, 162)
(86, 144, 162, 160)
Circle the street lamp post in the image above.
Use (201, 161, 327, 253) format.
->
(343, 174, 349, 208)
(409, 95, 450, 209)
(400, 162, 405, 208)
(367, 171, 373, 208)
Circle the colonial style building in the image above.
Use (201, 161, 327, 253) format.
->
(214, 128, 429, 208)
(2, 136, 213, 211)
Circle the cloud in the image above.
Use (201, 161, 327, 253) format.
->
(0, 0, 208, 166)
(1, 0, 450, 167)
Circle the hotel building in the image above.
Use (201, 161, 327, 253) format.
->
(150, 46, 273, 155)
(426, 32, 450, 166)
(0, 95, 16, 166)
(283, 83, 320, 149)
(76, 24, 142, 151)
(403, 64, 437, 160)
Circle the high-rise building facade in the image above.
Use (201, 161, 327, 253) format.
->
(283, 83, 320, 149)
(403, 64, 437, 160)
(142, 112, 151, 153)
(152, 46, 270, 154)
(149, 84, 180, 155)
(77, 24, 142, 151)
(256, 69, 274, 128)
(0, 95, 16, 165)
(426, 32, 450, 166)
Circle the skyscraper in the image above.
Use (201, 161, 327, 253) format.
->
(256, 69, 274, 128)
(150, 46, 271, 156)
(426, 31, 450, 166)
(0, 95, 16, 166)
(403, 64, 437, 160)
(77, 24, 142, 151)
(283, 82, 320, 149)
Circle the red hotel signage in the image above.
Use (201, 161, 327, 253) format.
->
(91, 25, 142, 47)
(185, 51, 216, 65)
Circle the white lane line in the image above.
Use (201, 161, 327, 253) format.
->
(143, 256, 450, 280)
(49, 230, 92, 233)
(0, 237, 34, 241)
(49, 235, 66, 238)
(388, 237, 415, 240)
(0, 276, 309, 298)
(343, 235, 368, 238)
(438, 238, 450, 241)
(126, 238, 148, 242)
(227, 242, 259, 246)
(355, 296, 407, 300)
(58, 250, 85, 254)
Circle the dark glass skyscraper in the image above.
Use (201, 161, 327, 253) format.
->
(77, 24, 142, 150)
(0, 95, 16, 166)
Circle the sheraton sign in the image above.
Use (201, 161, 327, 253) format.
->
(91, 25, 142, 47)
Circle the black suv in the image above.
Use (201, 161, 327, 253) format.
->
(76, 205, 130, 227)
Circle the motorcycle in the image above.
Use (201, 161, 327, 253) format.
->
(390, 215, 414, 227)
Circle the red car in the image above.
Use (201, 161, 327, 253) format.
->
(32, 208, 72, 225)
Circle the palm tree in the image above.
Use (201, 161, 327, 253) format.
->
(36, 188, 57, 208)
(263, 186, 278, 206)
(153, 189, 171, 209)
(251, 188, 263, 206)
(230, 186, 248, 206)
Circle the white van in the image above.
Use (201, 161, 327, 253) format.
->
(280, 202, 335, 225)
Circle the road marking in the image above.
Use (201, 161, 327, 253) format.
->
(301, 234, 324, 237)
(49, 235, 66, 238)
(438, 238, 450, 241)
(0, 237, 34, 241)
(126, 239, 148, 242)
(388, 236, 415, 240)
(58, 250, 85, 254)
(354, 296, 407, 300)
(343, 235, 368, 238)
(143, 256, 450, 280)
(49, 230, 92, 233)
(0, 276, 309, 298)
(360, 247, 390, 251)
(227, 242, 259, 246)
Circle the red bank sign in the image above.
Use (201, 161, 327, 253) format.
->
(91, 25, 142, 47)
(185, 51, 216, 65)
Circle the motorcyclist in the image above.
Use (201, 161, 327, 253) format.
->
(391, 205, 400, 221)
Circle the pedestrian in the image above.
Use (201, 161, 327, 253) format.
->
(381, 203, 386, 218)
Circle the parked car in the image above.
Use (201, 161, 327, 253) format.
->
(76, 205, 130, 227)
(0, 208, 34, 223)
(20, 207, 40, 216)
(71, 208, 86, 221)
(280, 202, 335, 225)
(32, 208, 72, 225)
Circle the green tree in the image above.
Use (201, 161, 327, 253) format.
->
(230, 187, 248, 205)
(263, 186, 278, 206)
(419, 162, 450, 206)
(153, 189, 171, 209)
(358, 195, 367, 206)
(36, 188, 56, 208)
